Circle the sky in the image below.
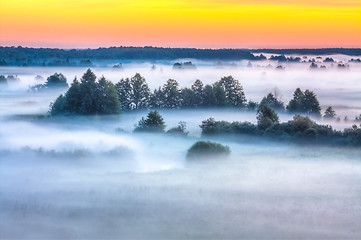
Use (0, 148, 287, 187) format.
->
(0, 0, 360, 48)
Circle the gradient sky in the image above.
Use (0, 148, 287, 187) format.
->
(0, 0, 360, 48)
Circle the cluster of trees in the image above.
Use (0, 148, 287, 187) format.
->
(115, 74, 247, 110)
(49, 70, 248, 115)
(134, 110, 188, 136)
(269, 55, 301, 62)
(200, 105, 361, 146)
(173, 61, 197, 69)
(0, 75, 20, 85)
(132, 108, 361, 146)
(49, 69, 331, 120)
(50, 69, 120, 115)
(286, 88, 321, 117)
(30, 73, 68, 92)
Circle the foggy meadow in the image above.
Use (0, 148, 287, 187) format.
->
(1, 56, 361, 239)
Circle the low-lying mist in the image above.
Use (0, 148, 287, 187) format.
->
(1, 57, 361, 239)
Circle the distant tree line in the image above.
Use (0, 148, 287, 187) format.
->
(0, 46, 266, 66)
(251, 48, 361, 56)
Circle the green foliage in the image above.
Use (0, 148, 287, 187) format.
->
(260, 92, 284, 111)
(150, 87, 165, 108)
(162, 79, 182, 108)
(198, 113, 361, 145)
(134, 110, 166, 132)
(130, 73, 151, 109)
(287, 88, 321, 117)
(45, 73, 68, 88)
(191, 79, 204, 106)
(257, 104, 279, 130)
(343, 125, 361, 145)
(29, 73, 68, 92)
(202, 85, 217, 106)
(247, 100, 259, 111)
(324, 106, 336, 119)
(215, 76, 246, 107)
(186, 141, 230, 159)
(181, 88, 197, 107)
(50, 69, 121, 115)
(167, 121, 188, 136)
(200, 118, 259, 136)
(115, 78, 132, 110)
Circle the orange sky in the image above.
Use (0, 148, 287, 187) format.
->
(0, 0, 360, 48)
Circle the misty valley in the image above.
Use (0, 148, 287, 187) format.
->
(1, 56, 361, 239)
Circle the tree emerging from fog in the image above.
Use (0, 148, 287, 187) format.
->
(50, 69, 120, 115)
(287, 88, 321, 117)
(134, 110, 166, 133)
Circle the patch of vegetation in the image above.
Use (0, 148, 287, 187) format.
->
(200, 110, 361, 146)
(186, 141, 230, 159)
(134, 110, 166, 133)
(50, 69, 120, 115)
(167, 121, 188, 136)
(30, 73, 68, 92)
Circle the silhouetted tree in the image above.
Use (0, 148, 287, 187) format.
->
(130, 73, 151, 109)
(257, 104, 279, 130)
(135, 110, 166, 132)
(260, 93, 284, 111)
(115, 78, 132, 110)
(45, 73, 68, 88)
(324, 106, 336, 119)
(216, 76, 246, 107)
(162, 79, 182, 108)
(191, 79, 204, 106)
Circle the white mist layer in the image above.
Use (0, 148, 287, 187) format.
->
(0, 58, 361, 239)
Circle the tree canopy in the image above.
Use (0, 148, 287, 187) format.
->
(50, 69, 120, 115)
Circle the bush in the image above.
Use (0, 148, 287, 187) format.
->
(167, 121, 188, 136)
(186, 141, 230, 159)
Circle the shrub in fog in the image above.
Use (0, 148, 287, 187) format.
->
(134, 110, 166, 133)
(186, 141, 230, 159)
(200, 118, 259, 136)
(30, 73, 68, 92)
(167, 121, 188, 136)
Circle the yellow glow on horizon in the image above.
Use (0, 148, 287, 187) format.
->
(0, 0, 360, 48)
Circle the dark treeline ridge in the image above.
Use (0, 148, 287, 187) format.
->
(0, 46, 264, 66)
(251, 48, 361, 56)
